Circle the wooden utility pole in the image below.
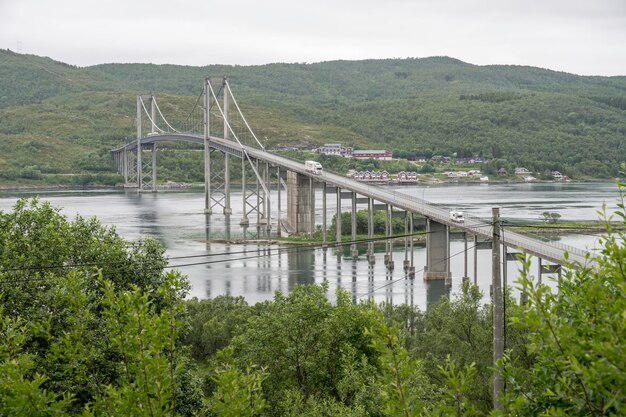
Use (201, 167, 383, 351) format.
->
(492, 207, 504, 410)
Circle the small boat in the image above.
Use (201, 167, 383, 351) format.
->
(479, 176, 489, 182)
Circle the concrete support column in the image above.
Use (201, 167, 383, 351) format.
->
(388, 205, 394, 270)
(309, 177, 315, 237)
(265, 162, 271, 230)
(136, 95, 143, 192)
(286, 171, 315, 233)
(463, 232, 469, 281)
(404, 211, 409, 271)
(276, 167, 281, 235)
(351, 192, 358, 259)
(424, 219, 451, 280)
(385, 204, 394, 271)
(367, 198, 375, 265)
(151, 143, 157, 193)
(322, 183, 327, 245)
(123, 148, 128, 184)
(256, 160, 261, 225)
(240, 158, 248, 225)
(474, 235, 478, 285)
(409, 214, 415, 278)
(336, 187, 342, 244)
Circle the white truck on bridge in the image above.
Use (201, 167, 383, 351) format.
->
(305, 160, 323, 175)
(450, 210, 465, 223)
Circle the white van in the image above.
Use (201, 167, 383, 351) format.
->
(305, 160, 323, 174)
(450, 211, 465, 223)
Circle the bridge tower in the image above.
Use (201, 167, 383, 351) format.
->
(116, 94, 158, 191)
(203, 77, 269, 227)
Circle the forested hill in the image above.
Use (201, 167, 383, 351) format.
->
(1, 49, 625, 184)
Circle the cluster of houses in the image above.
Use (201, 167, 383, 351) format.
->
(314, 144, 570, 182)
(315, 144, 393, 160)
(349, 170, 420, 184)
(351, 170, 390, 183)
(494, 168, 568, 182)
(550, 170, 570, 181)
(396, 171, 419, 183)
(441, 170, 483, 178)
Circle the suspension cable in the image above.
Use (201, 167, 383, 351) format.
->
(138, 96, 166, 133)
(180, 87, 208, 133)
(225, 79, 266, 151)
(152, 98, 182, 134)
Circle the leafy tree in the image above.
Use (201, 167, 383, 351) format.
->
(366, 312, 431, 416)
(208, 347, 267, 417)
(541, 211, 562, 223)
(433, 356, 480, 416)
(229, 284, 382, 414)
(499, 185, 626, 415)
(412, 282, 493, 413)
(183, 295, 254, 362)
(0, 198, 200, 415)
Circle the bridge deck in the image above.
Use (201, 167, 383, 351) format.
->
(113, 134, 594, 268)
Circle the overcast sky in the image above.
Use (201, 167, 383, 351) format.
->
(1, 0, 625, 76)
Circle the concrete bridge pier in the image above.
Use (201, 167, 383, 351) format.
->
(265, 162, 271, 231)
(322, 183, 327, 245)
(385, 204, 394, 271)
(473, 235, 479, 285)
(367, 198, 375, 265)
(462, 232, 468, 280)
(403, 211, 410, 271)
(151, 143, 157, 192)
(308, 176, 314, 237)
(122, 149, 129, 185)
(336, 187, 342, 244)
(136, 95, 143, 192)
(276, 167, 282, 236)
(350, 192, 358, 259)
(424, 218, 451, 280)
(286, 171, 315, 234)
(408, 214, 415, 279)
(112, 148, 136, 188)
(240, 158, 248, 225)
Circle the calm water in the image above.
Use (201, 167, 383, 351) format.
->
(0, 182, 621, 309)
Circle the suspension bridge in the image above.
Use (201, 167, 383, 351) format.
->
(111, 77, 595, 282)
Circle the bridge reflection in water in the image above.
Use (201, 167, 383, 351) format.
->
(197, 208, 558, 309)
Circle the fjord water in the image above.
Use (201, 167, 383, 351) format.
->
(0, 182, 620, 308)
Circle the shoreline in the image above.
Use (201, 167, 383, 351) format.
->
(0, 178, 615, 193)
(207, 224, 622, 246)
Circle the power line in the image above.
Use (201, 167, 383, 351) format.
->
(0, 231, 430, 275)
(0, 231, 435, 287)
(1, 220, 591, 288)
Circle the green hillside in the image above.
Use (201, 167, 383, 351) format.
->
(1, 49, 625, 186)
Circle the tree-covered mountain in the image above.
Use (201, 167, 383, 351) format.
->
(1, 49, 625, 185)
